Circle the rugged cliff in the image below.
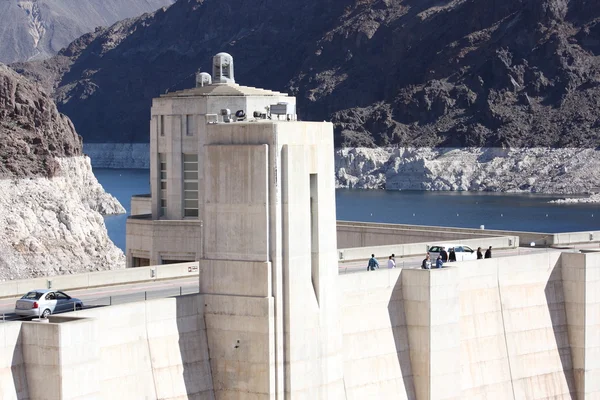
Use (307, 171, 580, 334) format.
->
(0, 64, 124, 280)
(0, 0, 174, 63)
(13, 0, 600, 148)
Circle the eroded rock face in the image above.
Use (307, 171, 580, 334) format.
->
(0, 156, 125, 281)
(13, 0, 600, 149)
(0, 63, 81, 178)
(0, 64, 125, 280)
(336, 147, 600, 194)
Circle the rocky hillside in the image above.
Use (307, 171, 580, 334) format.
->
(13, 0, 600, 148)
(0, 63, 81, 178)
(0, 0, 174, 63)
(0, 64, 125, 280)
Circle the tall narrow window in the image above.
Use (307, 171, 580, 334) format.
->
(159, 153, 167, 216)
(186, 115, 195, 136)
(183, 153, 199, 217)
(159, 115, 165, 136)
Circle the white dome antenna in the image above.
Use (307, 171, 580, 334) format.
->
(196, 71, 212, 87)
(213, 52, 235, 84)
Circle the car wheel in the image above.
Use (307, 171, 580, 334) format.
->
(41, 309, 51, 319)
(75, 304, 82, 311)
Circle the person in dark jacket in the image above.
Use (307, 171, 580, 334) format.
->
(477, 247, 483, 260)
(367, 254, 380, 271)
(484, 246, 492, 259)
(448, 248, 457, 262)
(440, 246, 448, 263)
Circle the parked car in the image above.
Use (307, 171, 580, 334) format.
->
(428, 244, 477, 262)
(14, 289, 83, 319)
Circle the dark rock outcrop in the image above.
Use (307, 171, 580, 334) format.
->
(14, 0, 600, 148)
(0, 64, 82, 178)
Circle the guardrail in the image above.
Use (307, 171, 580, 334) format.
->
(0, 262, 200, 300)
(337, 236, 520, 262)
(1, 284, 200, 323)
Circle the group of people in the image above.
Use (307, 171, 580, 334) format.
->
(476, 246, 493, 260)
(368, 245, 494, 272)
(367, 253, 397, 271)
(421, 245, 493, 269)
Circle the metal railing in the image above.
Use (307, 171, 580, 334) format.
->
(2, 285, 200, 323)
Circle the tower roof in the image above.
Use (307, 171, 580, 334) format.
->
(161, 83, 287, 98)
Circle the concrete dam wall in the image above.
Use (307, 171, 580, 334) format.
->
(1, 251, 599, 399)
(339, 251, 600, 399)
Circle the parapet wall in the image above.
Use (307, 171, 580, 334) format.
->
(339, 251, 600, 399)
(0, 294, 214, 400)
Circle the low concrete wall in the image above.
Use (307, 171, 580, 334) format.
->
(131, 194, 151, 216)
(0, 262, 200, 299)
(338, 236, 519, 262)
(337, 221, 600, 248)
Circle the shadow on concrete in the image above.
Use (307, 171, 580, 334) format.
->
(388, 269, 417, 400)
(11, 324, 29, 399)
(544, 260, 576, 398)
(175, 294, 215, 400)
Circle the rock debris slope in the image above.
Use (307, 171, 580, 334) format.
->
(0, 64, 124, 280)
(13, 0, 600, 149)
(0, 0, 175, 63)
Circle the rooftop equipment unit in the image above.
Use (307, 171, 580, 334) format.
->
(196, 71, 212, 87)
(220, 108, 231, 123)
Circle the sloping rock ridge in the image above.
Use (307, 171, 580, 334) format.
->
(336, 147, 600, 194)
(0, 63, 125, 280)
(12, 0, 600, 148)
(0, 156, 125, 281)
(0, 0, 174, 63)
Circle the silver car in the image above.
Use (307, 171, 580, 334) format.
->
(14, 289, 83, 319)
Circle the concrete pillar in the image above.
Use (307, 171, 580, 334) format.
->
(402, 268, 460, 400)
(22, 317, 99, 400)
(562, 252, 600, 399)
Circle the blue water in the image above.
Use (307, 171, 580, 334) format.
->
(94, 168, 600, 251)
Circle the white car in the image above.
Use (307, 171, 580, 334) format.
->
(15, 289, 83, 319)
(428, 244, 478, 262)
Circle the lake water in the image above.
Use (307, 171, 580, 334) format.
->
(94, 168, 600, 251)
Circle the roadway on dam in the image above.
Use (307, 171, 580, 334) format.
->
(0, 245, 589, 321)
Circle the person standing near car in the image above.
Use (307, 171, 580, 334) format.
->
(449, 248, 457, 262)
(477, 247, 483, 259)
(440, 246, 448, 262)
(367, 254, 380, 271)
(421, 253, 432, 269)
(485, 246, 492, 259)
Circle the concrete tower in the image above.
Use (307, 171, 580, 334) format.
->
(126, 53, 344, 398)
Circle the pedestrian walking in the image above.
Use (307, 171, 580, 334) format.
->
(476, 247, 483, 260)
(440, 246, 448, 262)
(421, 253, 432, 269)
(387, 255, 396, 269)
(485, 246, 492, 259)
(367, 254, 380, 271)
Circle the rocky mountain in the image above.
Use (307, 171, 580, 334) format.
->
(0, 64, 124, 280)
(13, 0, 600, 149)
(0, 0, 174, 63)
